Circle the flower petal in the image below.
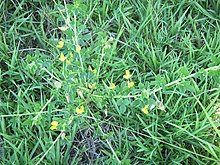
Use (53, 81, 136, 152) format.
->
(57, 40, 64, 49)
(127, 81, 134, 88)
(59, 53, 66, 62)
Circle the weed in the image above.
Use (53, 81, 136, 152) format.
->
(0, 0, 220, 164)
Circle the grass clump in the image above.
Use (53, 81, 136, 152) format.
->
(0, 0, 220, 164)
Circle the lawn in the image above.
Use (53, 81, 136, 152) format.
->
(0, 0, 220, 164)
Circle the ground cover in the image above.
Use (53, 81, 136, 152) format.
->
(0, 0, 220, 164)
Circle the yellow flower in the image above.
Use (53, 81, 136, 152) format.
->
(76, 105, 84, 114)
(91, 69, 97, 73)
(66, 59, 71, 65)
(76, 45, 81, 53)
(59, 53, 66, 62)
(88, 83, 96, 89)
(142, 104, 149, 115)
(58, 26, 69, 31)
(89, 66, 97, 73)
(123, 70, 132, 79)
(127, 81, 134, 88)
(50, 121, 59, 130)
(57, 40, 64, 49)
(108, 83, 116, 90)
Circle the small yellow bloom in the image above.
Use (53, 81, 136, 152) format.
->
(58, 26, 69, 31)
(108, 83, 116, 90)
(127, 81, 134, 88)
(123, 70, 132, 79)
(50, 121, 59, 130)
(89, 66, 97, 73)
(142, 104, 149, 115)
(76, 45, 81, 53)
(66, 59, 71, 65)
(76, 105, 84, 114)
(88, 83, 96, 89)
(57, 40, 64, 49)
(59, 53, 66, 62)
(91, 69, 97, 73)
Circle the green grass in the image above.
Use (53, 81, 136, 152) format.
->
(0, 0, 220, 164)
